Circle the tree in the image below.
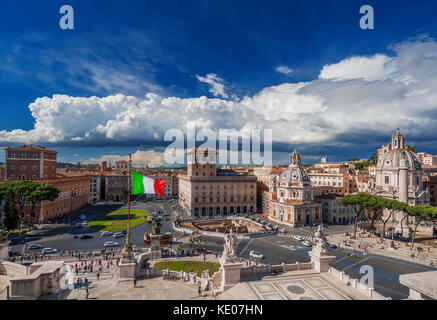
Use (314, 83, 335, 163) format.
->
(363, 196, 386, 232)
(369, 152, 378, 164)
(348, 158, 360, 161)
(340, 193, 371, 239)
(406, 205, 437, 250)
(25, 182, 60, 226)
(391, 200, 409, 236)
(0, 180, 60, 229)
(378, 198, 400, 243)
(0, 183, 19, 230)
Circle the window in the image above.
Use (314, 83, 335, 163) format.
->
(22, 175, 26, 179)
(33, 154, 38, 159)
(10, 175, 15, 179)
(22, 154, 26, 159)
(10, 153, 15, 158)
(32, 175, 37, 179)
(21, 165, 26, 170)
(33, 166, 37, 171)
(11, 165, 15, 170)
(385, 176, 390, 184)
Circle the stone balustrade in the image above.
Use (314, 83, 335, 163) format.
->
(328, 267, 391, 300)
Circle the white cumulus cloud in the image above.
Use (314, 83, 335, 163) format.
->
(1, 38, 437, 155)
(196, 73, 229, 99)
(275, 65, 294, 75)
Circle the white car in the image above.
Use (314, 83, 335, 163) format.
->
(101, 231, 113, 237)
(41, 225, 51, 230)
(28, 244, 42, 250)
(104, 241, 119, 248)
(294, 235, 304, 241)
(82, 221, 89, 226)
(113, 232, 124, 238)
(249, 251, 264, 259)
(301, 240, 313, 247)
(42, 248, 59, 255)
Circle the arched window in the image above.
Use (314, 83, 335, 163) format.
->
(385, 176, 390, 184)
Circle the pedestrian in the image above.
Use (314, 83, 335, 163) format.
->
(198, 286, 202, 297)
(133, 278, 137, 288)
(85, 288, 89, 300)
(96, 272, 100, 280)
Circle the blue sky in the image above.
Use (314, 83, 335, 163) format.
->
(1, 0, 437, 166)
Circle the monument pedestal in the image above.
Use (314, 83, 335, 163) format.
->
(119, 261, 136, 280)
(149, 234, 162, 260)
(309, 251, 336, 273)
(220, 260, 243, 291)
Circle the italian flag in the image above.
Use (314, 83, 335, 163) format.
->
(132, 170, 166, 197)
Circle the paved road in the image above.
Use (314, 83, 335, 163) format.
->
(9, 200, 183, 254)
(9, 200, 436, 300)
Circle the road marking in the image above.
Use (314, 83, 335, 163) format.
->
(341, 256, 372, 271)
(239, 239, 254, 256)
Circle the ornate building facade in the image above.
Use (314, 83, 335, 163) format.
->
(178, 148, 257, 217)
(374, 129, 430, 226)
(268, 149, 322, 227)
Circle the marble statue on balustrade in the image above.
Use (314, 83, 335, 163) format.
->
(311, 225, 329, 255)
(220, 229, 241, 264)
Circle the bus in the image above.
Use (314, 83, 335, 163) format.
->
(144, 232, 172, 245)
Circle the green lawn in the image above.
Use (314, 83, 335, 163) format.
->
(89, 209, 150, 231)
(154, 261, 220, 277)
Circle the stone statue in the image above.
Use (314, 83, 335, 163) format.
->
(221, 229, 238, 262)
(313, 225, 327, 255)
(151, 216, 162, 235)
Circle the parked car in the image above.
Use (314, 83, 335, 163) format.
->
(328, 243, 338, 249)
(249, 251, 264, 259)
(42, 248, 59, 255)
(121, 230, 127, 235)
(101, 231, 113, 237)
(41, 225, 51, 230)
(82, 221, 89, 226)
(80, 235, 94, 240)
(301, 241, 313, 247)
(104, 241, 119, 248)
(28, 244, 42, 250)
(113, 232, 124, 238)
(294, 235, 304, 241)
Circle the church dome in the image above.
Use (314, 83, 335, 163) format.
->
(377, 129, 422, 171)
(377, 148, 422, 171)
(279, 149, 311, 183)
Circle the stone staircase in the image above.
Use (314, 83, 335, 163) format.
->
(66, 263, 119, 300)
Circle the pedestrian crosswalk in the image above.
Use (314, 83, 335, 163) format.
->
(274, 233, 315, 242)
(280, 245, 312, 255)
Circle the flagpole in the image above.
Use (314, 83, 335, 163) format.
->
(123, 154, 133, 254)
